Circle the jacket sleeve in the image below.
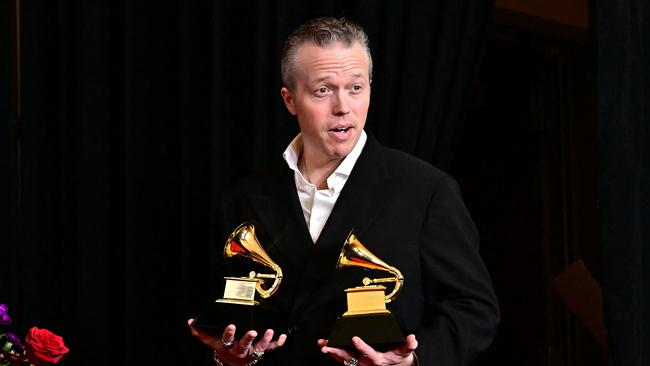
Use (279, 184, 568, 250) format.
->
(416, 175, 500, 365)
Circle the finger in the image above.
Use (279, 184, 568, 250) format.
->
(189, 324, 210, 339)
(266, 333, 288, 351)
(221, 324, 237, 344)
(253, 329, 274, 351)
(316, 339, 328, 347)
(187, 321, 222, 350)
(234, 330, 258, 353)
(394, 334, 418, 355)
(321, 343, 354, 364)
(351, 336, 380, 363)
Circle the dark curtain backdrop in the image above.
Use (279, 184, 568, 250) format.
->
(597, 0, 650, 365)
(2, 1, 494, 365)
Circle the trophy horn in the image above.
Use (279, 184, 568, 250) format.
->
(336, 231, 404, 303)
(224, 223, 283, 299)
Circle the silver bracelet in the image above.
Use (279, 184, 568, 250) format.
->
(213, 350, 226, 366)
(213, 350, 261, 366)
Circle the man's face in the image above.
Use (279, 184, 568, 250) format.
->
(281, 41, 371, 166)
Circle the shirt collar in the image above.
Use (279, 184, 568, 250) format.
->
(282, 134, 303, 172)
(333, 130, 367, 178)
(282, 130, 367, 188)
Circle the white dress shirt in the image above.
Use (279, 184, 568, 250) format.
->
(282, 130, 367, 243)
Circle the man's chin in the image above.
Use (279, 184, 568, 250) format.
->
(329, 135, 359, 152)
(328, 146, 355, 160)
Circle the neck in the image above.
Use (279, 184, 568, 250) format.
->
(299, 153, 342, 190)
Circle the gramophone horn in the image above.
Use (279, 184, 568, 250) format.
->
(337, 231, 404, 303)
(224, 223, 283, 298)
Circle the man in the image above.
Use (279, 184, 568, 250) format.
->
(189, 17, 499, 366)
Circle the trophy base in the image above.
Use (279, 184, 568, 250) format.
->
(328, 312, 405, 351)
(192, 300, 284, 339)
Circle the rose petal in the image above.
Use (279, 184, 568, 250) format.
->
(25, 327, 69, 364)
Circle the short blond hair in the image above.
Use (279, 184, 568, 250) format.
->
(281, 17, 373, 89)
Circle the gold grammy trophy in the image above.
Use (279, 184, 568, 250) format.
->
(192, 223, 283, 334)
(328, 231, 405, 350)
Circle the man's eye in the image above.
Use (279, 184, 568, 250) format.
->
(352, 85, 362, 92)
(317, 87, 329, 94)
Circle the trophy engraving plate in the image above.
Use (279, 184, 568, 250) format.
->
(218, 277, 259, 305)
(343, 286, 390, 316)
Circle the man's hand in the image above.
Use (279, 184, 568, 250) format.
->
(317, 334, 418, 366)
(188, 319, 287, 366)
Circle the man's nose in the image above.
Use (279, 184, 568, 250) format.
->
(332, 92, 351, 115)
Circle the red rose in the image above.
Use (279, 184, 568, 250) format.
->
(24, 327, 69, 365)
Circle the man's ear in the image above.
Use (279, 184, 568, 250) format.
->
(280, 87, 297, 116)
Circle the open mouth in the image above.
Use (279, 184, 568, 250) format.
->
(328, 126, 353, 141)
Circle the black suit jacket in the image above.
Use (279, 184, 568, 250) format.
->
(215, 135, 499, 365)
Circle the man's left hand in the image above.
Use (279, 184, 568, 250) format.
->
(317, 334, 418, 366)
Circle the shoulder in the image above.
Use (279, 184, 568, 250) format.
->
(214, 159, 291, 233)
(234, 159, 288, 191)
(218, 158, 290, 205)
(367, 136, 458, 190)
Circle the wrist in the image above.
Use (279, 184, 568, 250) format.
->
(213, 350, 262, 366)
(213, 350, 227, 366)
(402, 352, 418, 366)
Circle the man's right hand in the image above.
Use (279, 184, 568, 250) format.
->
(188, 319, 287, 366)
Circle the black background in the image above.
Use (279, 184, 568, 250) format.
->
(2, 0, 647, 365)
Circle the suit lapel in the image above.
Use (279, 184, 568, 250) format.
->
(247, 164, 313, 273)
(290, 136, 395, 313)
(317, 135, 392, 246)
